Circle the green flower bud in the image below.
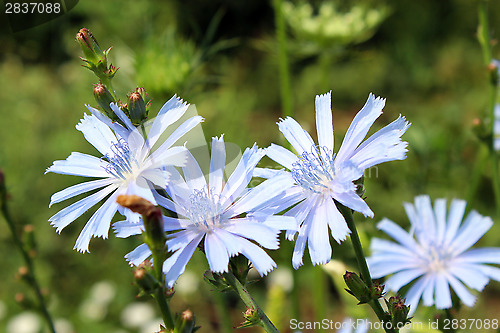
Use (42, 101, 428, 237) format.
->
(127, 88, 148, 125)
(174, 310, 198, 333)
(76, 28, 117, 82)
(238, 308, 261, 329)
(229, 254, 251, 284)
(370, 281, 385, 299)
(385, 295, 411, 328)
(93, 82, 117, 120)
(343, 271, 371, 304)
(134, 266, 160, 295)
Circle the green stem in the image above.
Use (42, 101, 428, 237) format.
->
(312, 266, 326, 333)
(0, 177, 56, 333)
(151, 250, 175, 330)
(272, 0, 293, 119)
(478, 0, 500, 217)
(223, 271, 279, 333)
(337, 204, 396, 333)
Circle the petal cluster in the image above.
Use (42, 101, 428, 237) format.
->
(367, 195, 500, 313)
(46, 95, 203, 252)
(260, 91, 410, 268)
(115, 136, 297, 287)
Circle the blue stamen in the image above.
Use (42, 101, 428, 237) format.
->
(187, 187, 223, 228)
(292, 145, 336, 194)
(102, 139, 139, 180)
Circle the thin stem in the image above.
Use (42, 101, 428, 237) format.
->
(272, 0, 293, 119)
(151, 251, 175, 330)
(478, 0, 500, 217)
(337, 204, 396, 333)
(223, 271, 279, 333)
(0, 177, 56, 333)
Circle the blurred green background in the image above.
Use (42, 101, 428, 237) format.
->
(1, 0, 500, 332)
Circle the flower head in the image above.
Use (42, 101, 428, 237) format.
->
(367, 195, 500, 313)
(46, 95, 203, 252)
(114, 136, 297, 287)
(260, 91, 410, 268)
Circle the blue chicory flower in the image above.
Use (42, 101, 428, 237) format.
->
(367, 195, 500, 313)
(114, 136, 297, 287)
(258, 91, 410, 268)
(46, 95, 203, 252)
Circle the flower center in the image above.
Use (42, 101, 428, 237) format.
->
(187, 188, 224, 230)
(422, 243, 451, 273)
(291, 145, 336, 194)
(102, 139, 140, 180)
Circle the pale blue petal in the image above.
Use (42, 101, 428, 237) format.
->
(266, 143, 298, 170)
(457, 248, 500, 264)
(252, 184, 304, 216)
(448, 264, 489, 290)
(292, 213, 314, 269)
(450, 213, 492, 255)
(49, 178, 113, 206)
(413, 195, 436, 245)
(477, 265, 500, 282)
(125, 243, 152, 266)
(205, 232, 230, 273)
(223, 219, 280, 250)
(377, 218, 419, 251)
(49, 184, 117, 233)
(113, 220, 144, 238)
(324, 198, 350, 243)
(368, 257, 419, 278)
(384, 268, 425, 291)
(212, 228, 243, 257)
(404, 276, 429, 315)
(246, 215, 298, 233)
(145, 96, 189, 148)
(433, 198, 447, 244)
(139, 168, 168, 189)
(181, 151, 207, 193)
(333, 190, 373, 218)
(285, 194, 319, 240)
(164, 233, 204, 288)
(238, 236, 277, 276)
(277, 117, 316, 155)
(226, 172, 295, 217)
(154, 116, 204, 153)
(335, 93, 385, 164)
(150, 145, 189, 168)
(85, 105, 130, 139)
(163, 216, 189, 231)
(307, 198, 332, 265)
(315, 91, 334, 152)
(403, 201, 418, 227)
(110, 103, 135, 131)
(435, 274, 452, 309)
(221, 145, 264, 207)
(422, 275, 436, 306)
(447, 274, 476, 307)
(209, 136, 226, 195)
(370, 238, 416, 257)
(75, 113, 118, 156)
(253, 167, 282, 179)
(74, 190, 120, 252)
(46, 152, 110, 178)
(349, 115, 409, 169)
(166, 229, 200, 252)
(443, 198, 466, 246)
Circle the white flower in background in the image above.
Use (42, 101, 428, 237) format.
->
(259, 91, 410, 268)
(115, 136, 297, 287)
(120, 302, 156, 329)
(46, 95, 203, 252)
(367, 195, 500, 313)
(7, 312, 41, 333)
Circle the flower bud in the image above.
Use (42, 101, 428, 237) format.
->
(76, 28, 117, 82)
(385, 295, 411, 328)
(343, 271, 370, 304)
(127, 88, 148, 125)
(229, 254, 251, 284)
(237, 308, 261, 329)
(174, 310, 197, 333)
(370, 281, 385, 299)
(134, 266, 159, 295)
(93, 82, 117, 120)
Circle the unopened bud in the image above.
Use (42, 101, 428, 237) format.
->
(370, 281, 385, 299)
(238, 307, 260, 328)
(134, 267, 159, 294)
(174, 309, 197, 333)
(93, 82, 117, 120)
(229, 254, 251, 284)
(76, 28, 117, 81)
(386, 295, 411, 327)
(343, 271, 370, 304)
(127, 88, 148, 124)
